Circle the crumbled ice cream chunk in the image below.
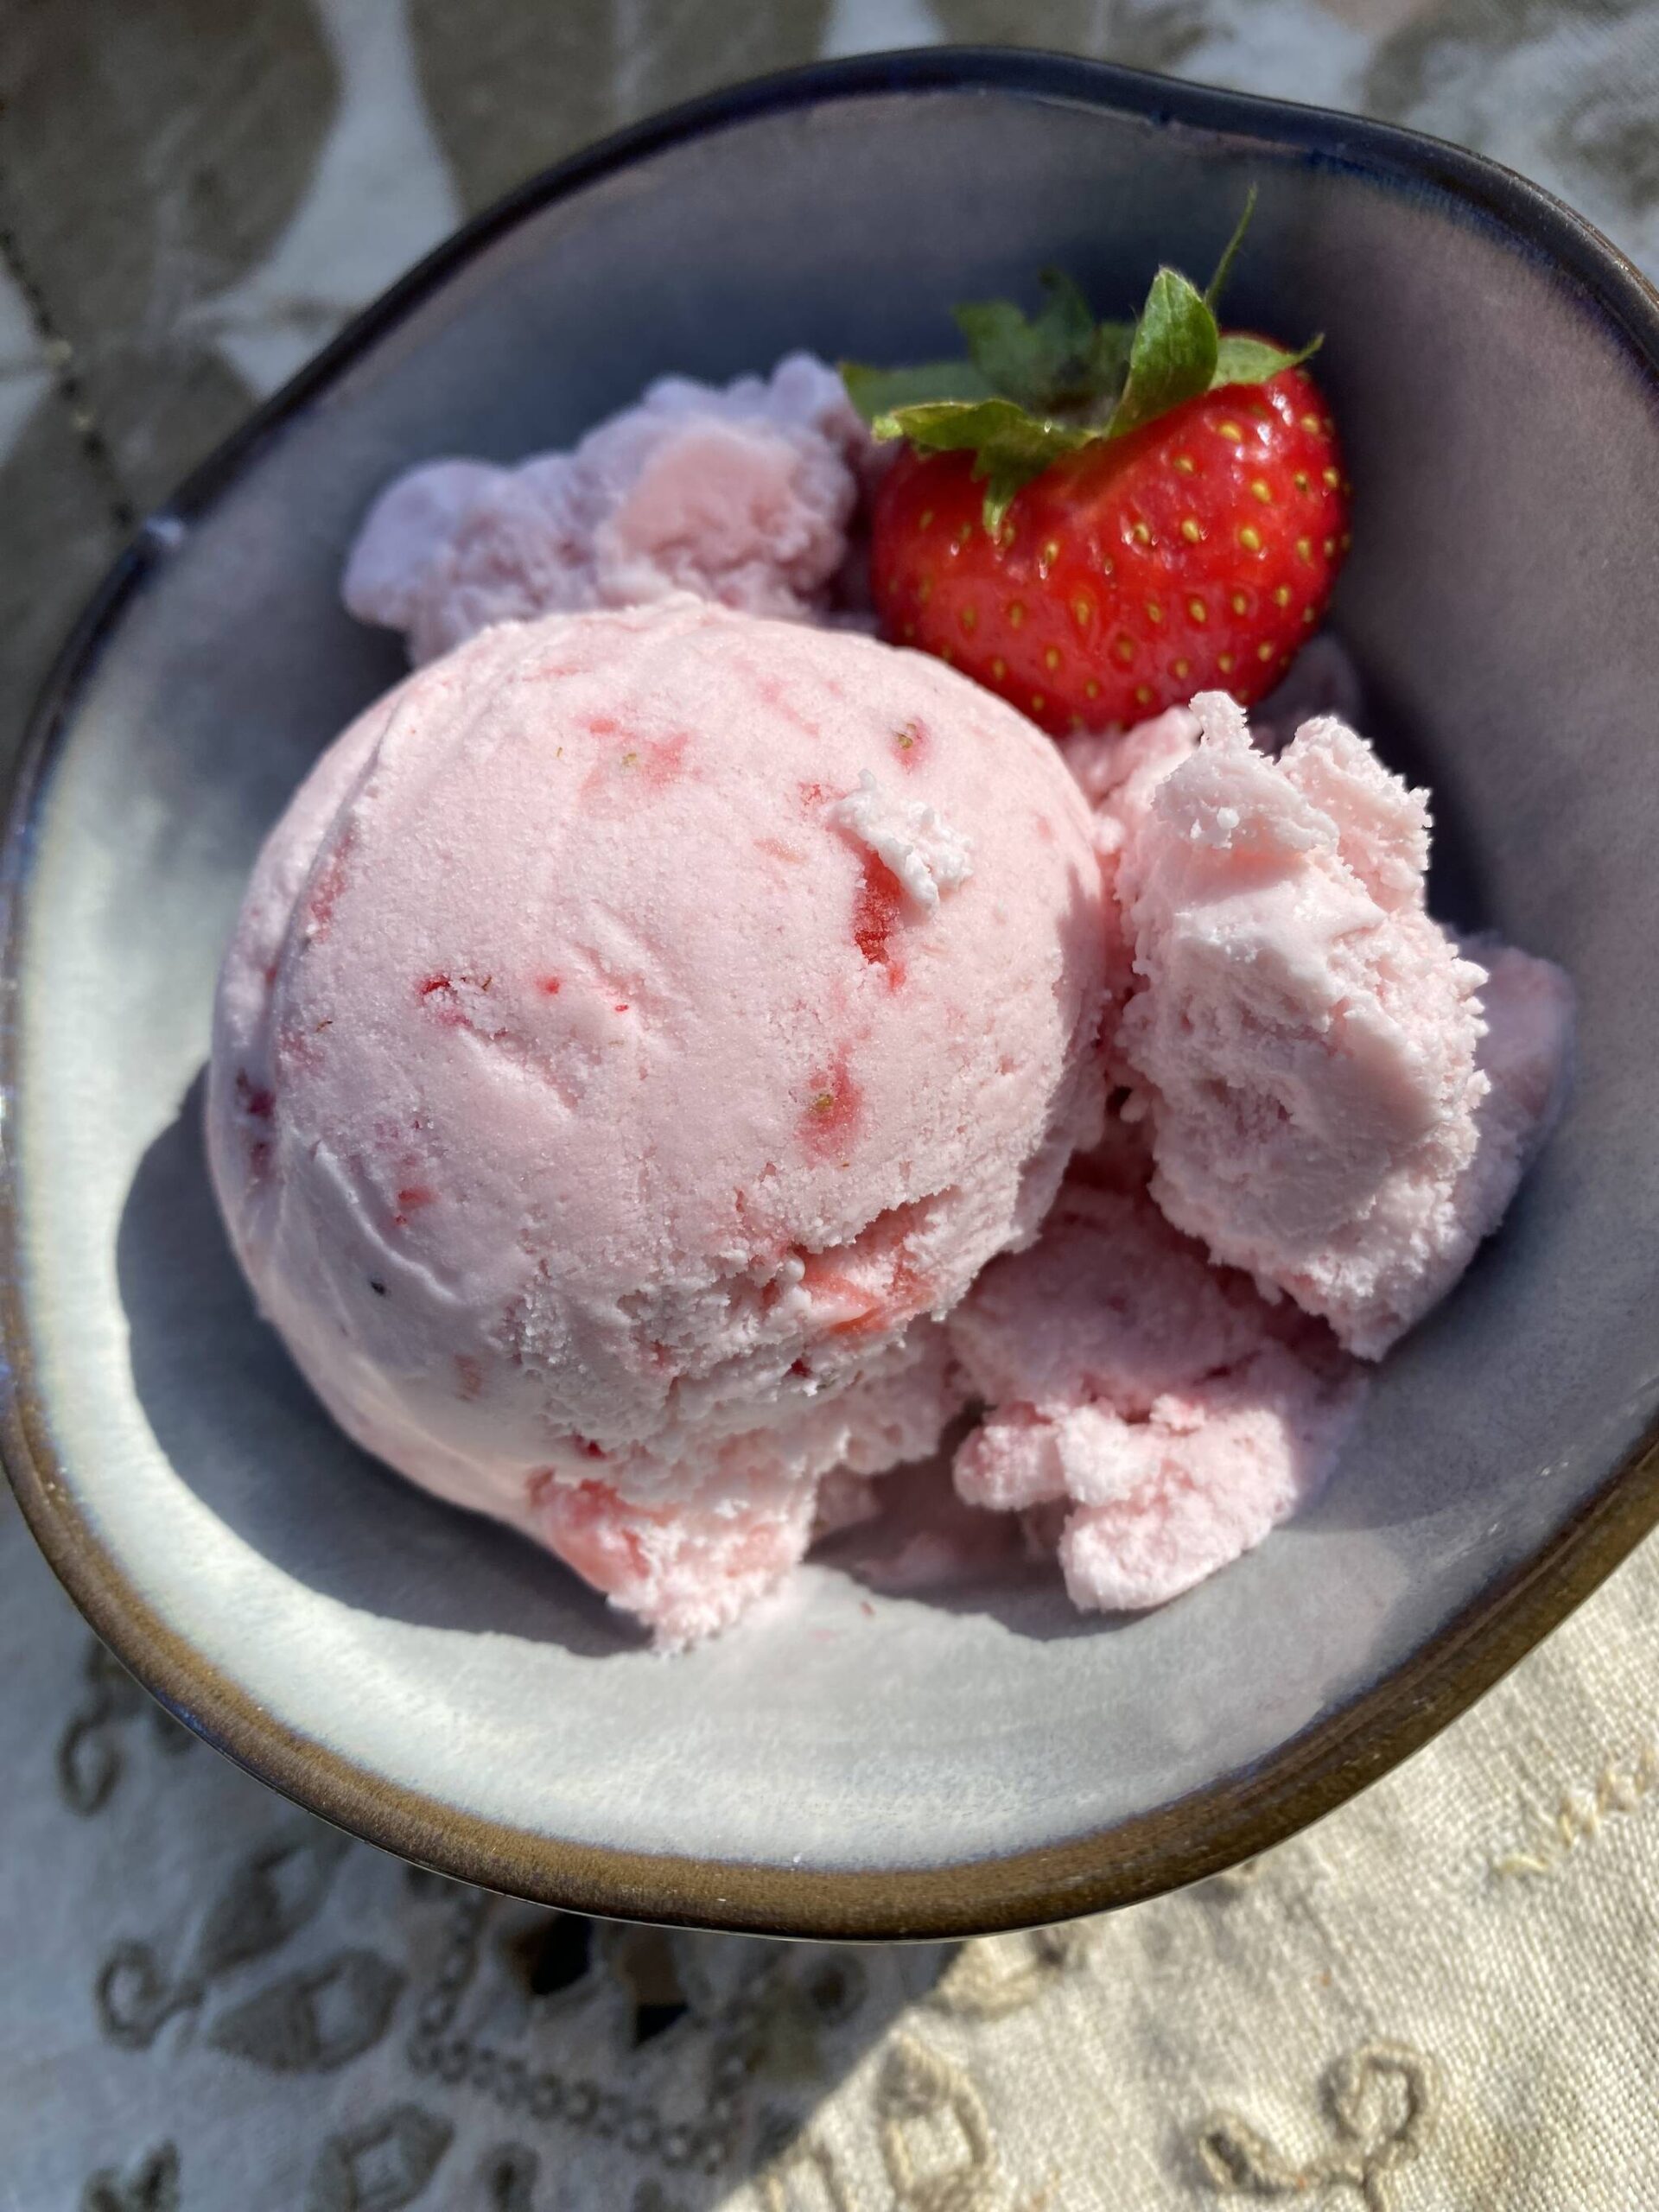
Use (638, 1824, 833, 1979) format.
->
(823, 769, 973, 909)
(1062, 702, 1200, 817)
(949, 1170, 1364, 1611)
(1065, 704, 1201, 1038)
(1108, 690, 1573, 1358)
(342, 353, 874, 663)
(1053, 1343, 1361, 1612)
(1454, 938, 1575, 1256)
(339, 461, 499, 633)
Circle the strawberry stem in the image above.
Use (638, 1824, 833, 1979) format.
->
(841, 193, 1320, 531)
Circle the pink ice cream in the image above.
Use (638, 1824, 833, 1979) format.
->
(342, 355, 874, 665)
(1096, 692, 1573, 1358)
(207, 595, 1106, 1644)
(220, 349, 1575, 1643)
(939, 683, 1571, 1611)
(949, 1156, 1363, 1614)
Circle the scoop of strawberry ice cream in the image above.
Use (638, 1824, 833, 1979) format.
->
(207, 596, 1106, 1644)
(1104, 691, 1573, 1358)
(948, 1155, 1363, 1612)
(342, 354, 874, 665)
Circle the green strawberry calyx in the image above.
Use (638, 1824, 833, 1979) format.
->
(840, 192, 1319, 530)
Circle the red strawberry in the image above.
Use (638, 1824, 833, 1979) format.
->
(870, 366, 1347, 736)
(843, 196, 1351, 736)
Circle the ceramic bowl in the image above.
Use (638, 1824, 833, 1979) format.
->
(6, 49, 1659, 1939)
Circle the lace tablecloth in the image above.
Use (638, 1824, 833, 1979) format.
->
(5, 4, 1659, 2205)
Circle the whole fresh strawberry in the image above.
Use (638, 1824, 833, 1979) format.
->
(843, 198, 1349, 737)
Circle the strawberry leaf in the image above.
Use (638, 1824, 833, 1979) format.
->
(951, 298, 1052, 405)
(868, 397, 1092, 527)
(953, 270, 1129, 413)
(1204, 185, 1257, 313)
(1212, 331, 1322, 386)
(1106, 267, 1218, 437)
(841, 359, 995, 420)
(844, 195, 1321, 530)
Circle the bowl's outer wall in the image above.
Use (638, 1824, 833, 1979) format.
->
(7, 60, 1659, 1936)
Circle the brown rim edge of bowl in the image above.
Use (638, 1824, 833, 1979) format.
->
(8, 1357, 1657, 1940)
(5, 46, 1659, 1942)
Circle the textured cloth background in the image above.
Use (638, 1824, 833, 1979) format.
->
(4, 3, 1659, 2205)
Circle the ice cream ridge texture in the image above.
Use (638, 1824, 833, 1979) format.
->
(207, 597, 1109, 1645)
